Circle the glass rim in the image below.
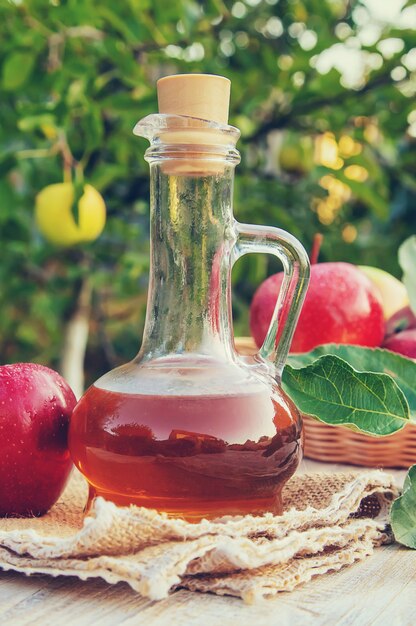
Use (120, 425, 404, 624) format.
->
(133, 113, 240, 142)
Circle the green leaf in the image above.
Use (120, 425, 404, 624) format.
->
(2, 51, 35, 91)
(17, 114, 56, 133)
(288, 344, 416, 420)
(399, 235, 416, 315)
(283, 354, 409, 436)
(391, 465, 416, 548)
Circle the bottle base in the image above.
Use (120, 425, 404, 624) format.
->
(86, 484, 283, 521)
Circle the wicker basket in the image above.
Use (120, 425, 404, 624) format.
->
(235, 337, 416, 469)
(302, 414, 416, 469)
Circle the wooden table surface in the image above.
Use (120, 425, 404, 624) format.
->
(0, 459, 414, 626)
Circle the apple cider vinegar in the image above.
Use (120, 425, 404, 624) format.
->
(69, 74, 309, 520)
(70, 378, 301, 520)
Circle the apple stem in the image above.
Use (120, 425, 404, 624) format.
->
(310, 233, 323, 265)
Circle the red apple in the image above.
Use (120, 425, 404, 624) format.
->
(250, 262, 385, 353)
(385, 306, 416, 338)
(0, 363, 76, 516)
(382, 329, 416, 359)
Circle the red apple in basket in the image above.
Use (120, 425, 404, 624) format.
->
(250, 236, 385, 353)
(385, 306, 416, 338)
(382, 329, 416, 359)
(0, 363, 76, 516)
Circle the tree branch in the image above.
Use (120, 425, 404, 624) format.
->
(246, 72, 397, 142)
(60, 277, 92, 398)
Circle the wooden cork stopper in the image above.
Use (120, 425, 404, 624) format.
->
(157, 74, 230, 124)
(155, 74, 234, 175)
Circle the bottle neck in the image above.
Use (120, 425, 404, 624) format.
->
(138, 162, 237, 362)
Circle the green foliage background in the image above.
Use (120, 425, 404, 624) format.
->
(0, 0, 415, 383)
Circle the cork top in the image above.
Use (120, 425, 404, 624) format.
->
(157, 74, 231, 125)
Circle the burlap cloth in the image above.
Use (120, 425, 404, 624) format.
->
(0, 470, 399, 604)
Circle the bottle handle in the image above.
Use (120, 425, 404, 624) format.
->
(233, 222, 310, 377)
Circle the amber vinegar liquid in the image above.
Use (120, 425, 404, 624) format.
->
(70, 370, 302, 521)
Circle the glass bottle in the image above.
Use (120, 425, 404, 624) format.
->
(69, 74, 310, 521)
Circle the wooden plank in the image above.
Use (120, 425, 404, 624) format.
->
(126, 588, 323, 626)
(370, 573, 416, 626)
(0, 572, 59, 617)
(0, 574, 154, 626)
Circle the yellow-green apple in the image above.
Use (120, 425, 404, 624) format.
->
(0, 363, 76, 516)
(358, 266, 408, 320)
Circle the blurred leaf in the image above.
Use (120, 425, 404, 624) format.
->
(98, 7, 142, 44)
(90, 164, 128, 192)
(2, 51, 35, 90)
(0, 154, 17, 177)
(337, 173, 389, 220)
(399, 235, 416, 314)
